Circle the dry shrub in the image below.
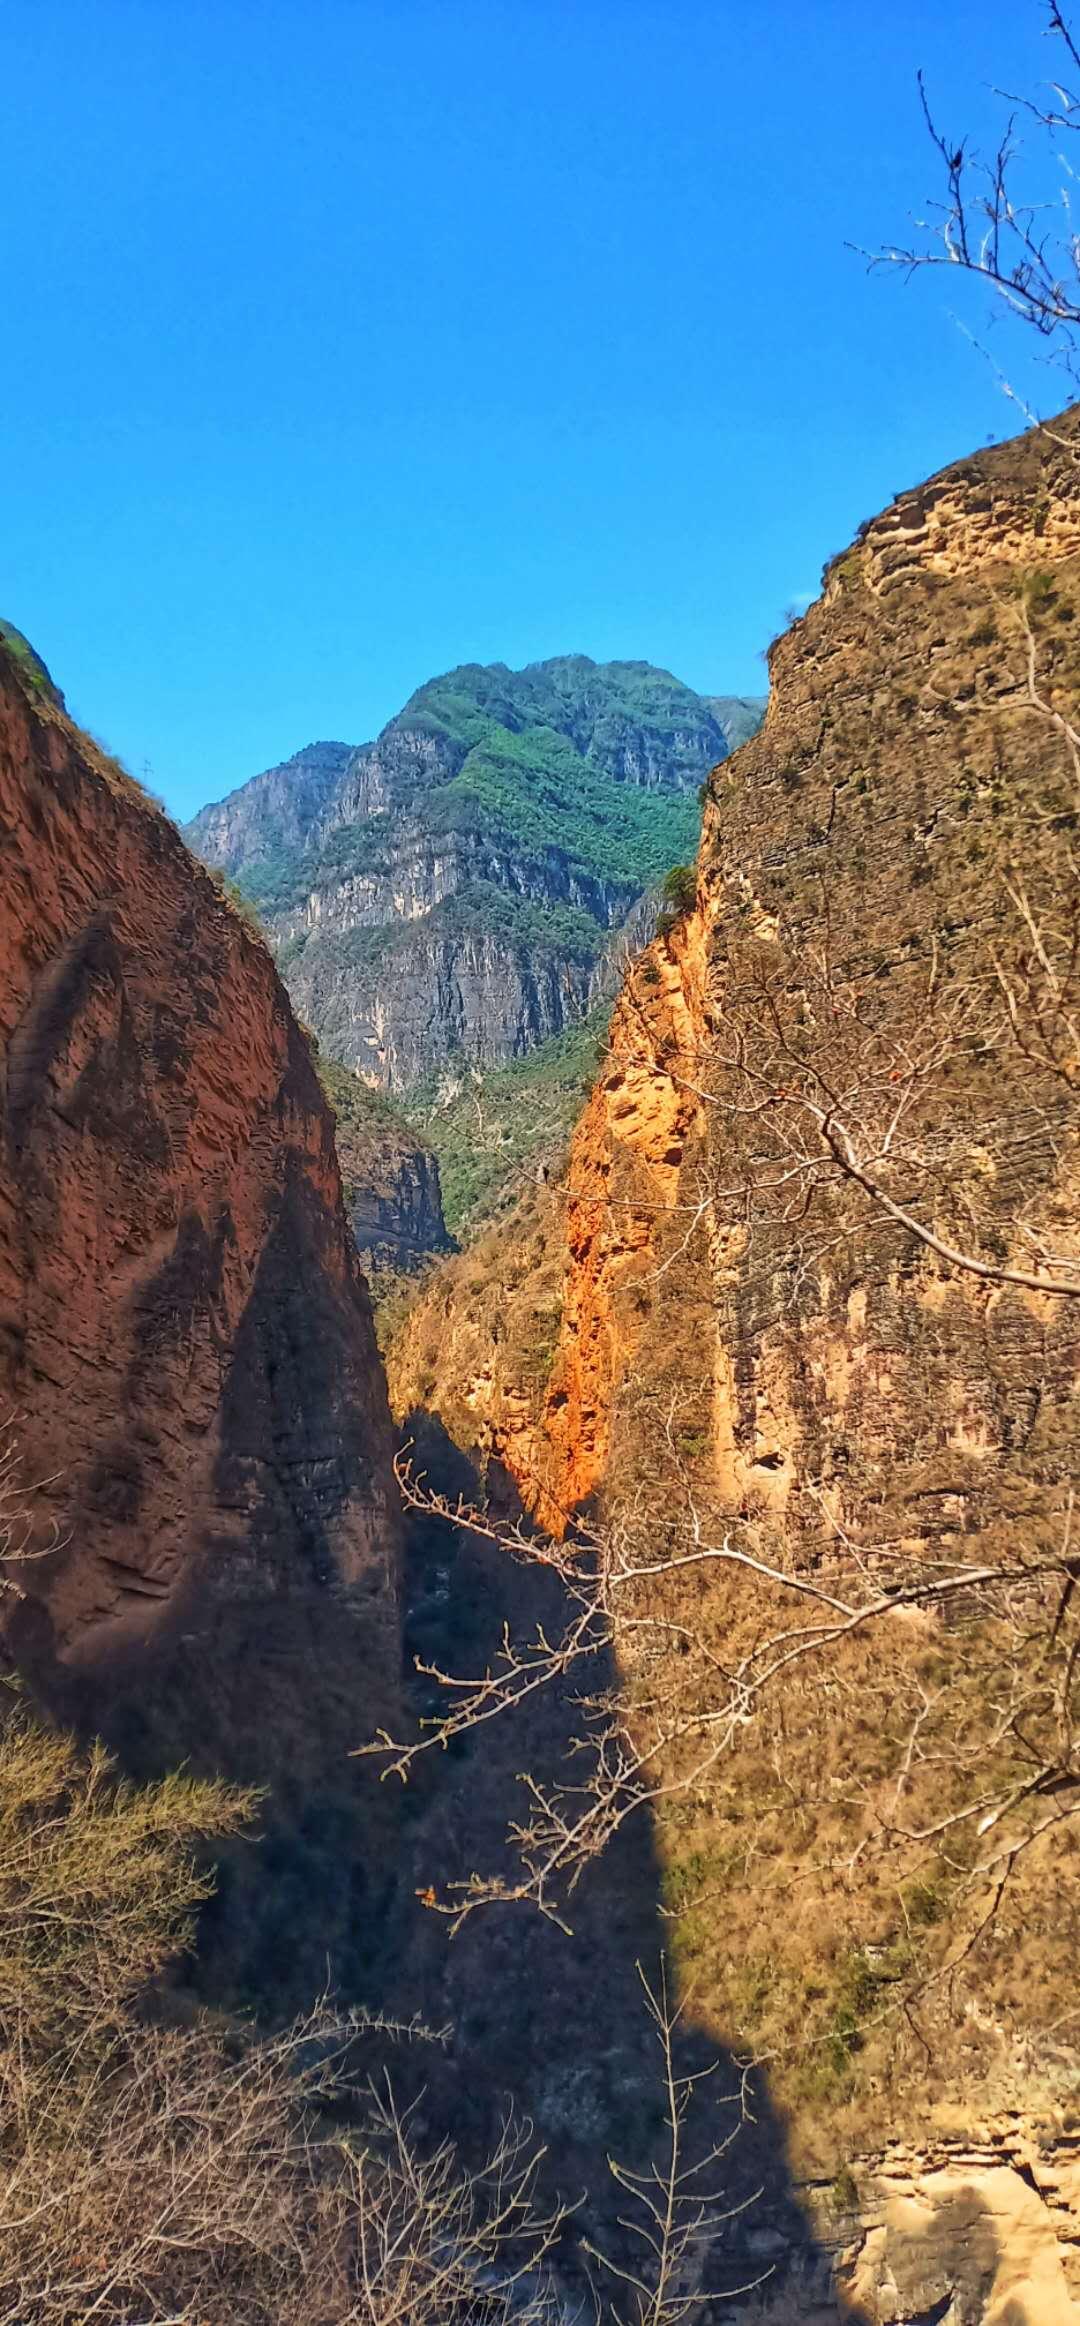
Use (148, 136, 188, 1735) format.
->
(0, 1704, 561, 2326)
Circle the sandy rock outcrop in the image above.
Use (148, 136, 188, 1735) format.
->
(831, 2123, 1080, 2325)
(386, 410, 1080, 2304)
(394, 410, 1080, 1553)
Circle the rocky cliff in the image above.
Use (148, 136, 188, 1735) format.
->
(388, 410, 1080, 2315)
(0, 627, 404, 1992)
(185, 658, 764, 1092)
(317, 1052, 453, 1276)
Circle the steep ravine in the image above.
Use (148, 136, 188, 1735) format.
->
(389, 409, 1080, 2320)
(7, 390, 1080, 2316)
(0, 626, 859, 2304)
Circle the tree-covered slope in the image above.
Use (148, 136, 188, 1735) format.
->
(185, 657, 763, 1093)
(405, 1001, 613, 1239)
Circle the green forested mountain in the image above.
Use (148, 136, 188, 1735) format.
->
(185, 656, 763, 1094)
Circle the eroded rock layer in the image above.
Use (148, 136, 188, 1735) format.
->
(388, 410, 1080, 2316)
(0, 635, 401, 1672)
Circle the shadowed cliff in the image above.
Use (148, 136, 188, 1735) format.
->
(0, 626, 404, 1996)
(367, 1413, 871, 2323)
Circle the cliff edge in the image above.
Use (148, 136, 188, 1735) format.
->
(388, 409, 1080, 2316)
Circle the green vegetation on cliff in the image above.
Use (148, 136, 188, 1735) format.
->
(406, 1002, 612, 1236)
(316, 1049, 420, 1156)
(185, 657, 761, 1097)
(237, 812, 395, 914)
(236, 714, 702, 919)
(0, 617, 64, 706)
(395, 654, 742, 781)
(426, 721, 700, 888)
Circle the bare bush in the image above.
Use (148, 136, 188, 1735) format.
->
(870, 2, 1080, 395)
(0, 2001, 572, 2326)
(0, 1692, 569, 2326)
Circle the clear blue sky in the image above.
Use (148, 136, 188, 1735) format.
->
(1, 0, 1065, 818)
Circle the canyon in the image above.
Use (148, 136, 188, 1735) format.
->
(184, 661, 763, 1265)
(2, 406, 1080, 2322)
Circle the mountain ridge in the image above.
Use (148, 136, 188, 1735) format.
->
(184, 656, 764, 1095)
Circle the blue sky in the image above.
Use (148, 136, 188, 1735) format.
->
(1, 0, 1068, 818)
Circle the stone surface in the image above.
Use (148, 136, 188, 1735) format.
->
(0, 634, 401, 1672)
(323, 1056, 454, 1274)
(185, 658, 764, 1091)
(831, 2125, 1080, 2324)
(387, 410, 1080, 2307)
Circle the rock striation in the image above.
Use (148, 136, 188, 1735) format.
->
(0, 627, 401, 1673)
(185, 658, 764, 1092)
(388, 410, 1080, 2316)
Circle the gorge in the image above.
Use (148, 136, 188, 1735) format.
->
(185, 658, 765, 1270)
(3, 404, 1080, 2322)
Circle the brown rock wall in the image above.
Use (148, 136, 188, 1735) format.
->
(384, 411, 1080, 2226)
(0, 643, 401, 1673)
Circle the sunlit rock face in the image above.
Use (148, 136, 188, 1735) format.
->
(385, 412, 1080, 2316)
(185, 657, 765, 1090)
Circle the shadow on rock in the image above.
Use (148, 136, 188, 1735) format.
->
(372, 1409, 872, 2323)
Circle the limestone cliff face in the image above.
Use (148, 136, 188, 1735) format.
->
(319, 1055, 453, 1275)
(185, 659, 763, 1092)
(0, 636, 401, 1672)
(290, 904, 604, 1090)
(186, 738, 355, 875)
(387, 1176, 567, 1513)
(346, 1141, 451, 1277)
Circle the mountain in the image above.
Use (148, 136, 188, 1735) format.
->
(387, 412, 1080, 2317)
(8, 408, 1080, 2319)
(185, 658, 765, 1094)
(706, 691, 767, 751)
(0, 623, 403, 1998)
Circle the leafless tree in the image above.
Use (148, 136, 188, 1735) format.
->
(871, 2, 1080, 399)
(364, 573, 1080, 2053)
(0, 1410, 60, 1593)
(583, 1965, 766, 2326)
